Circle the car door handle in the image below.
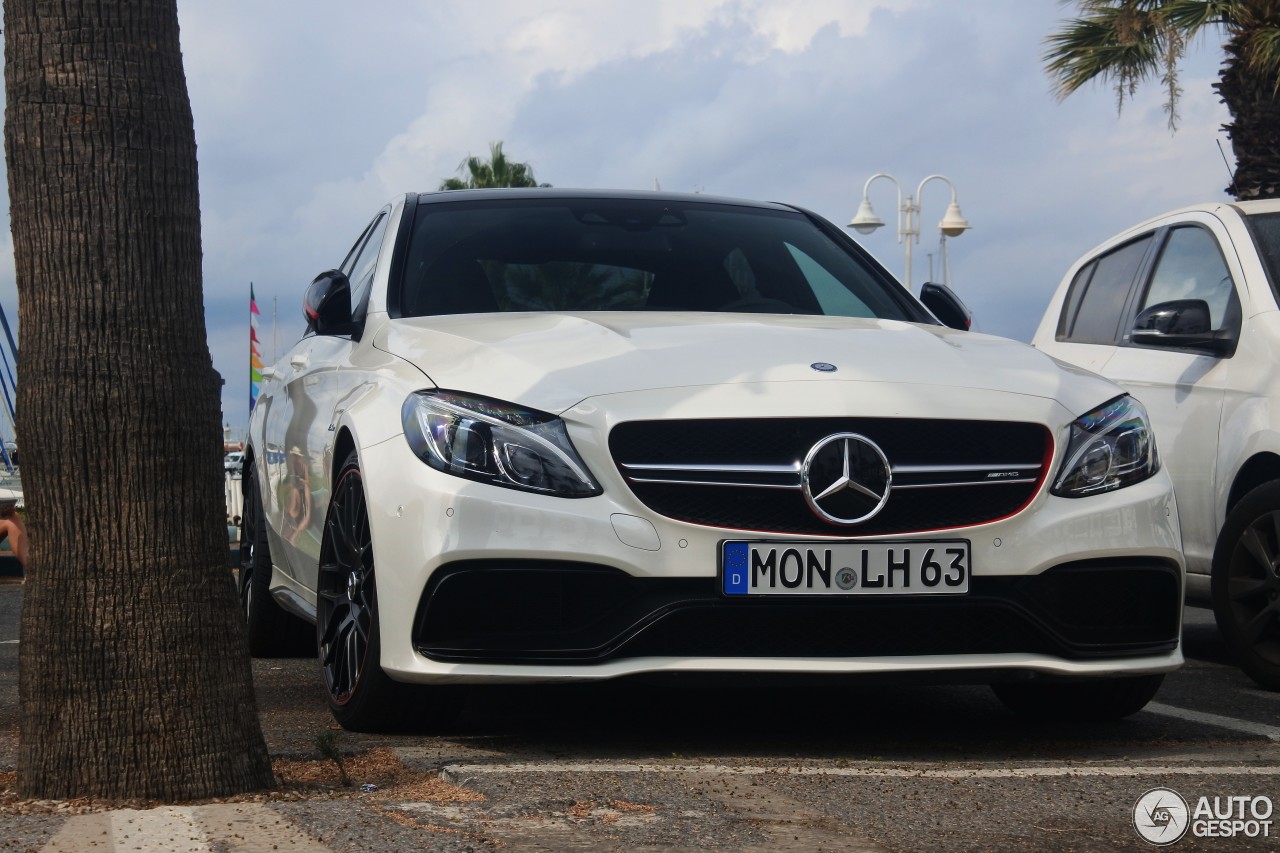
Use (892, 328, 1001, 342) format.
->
(290, 355, 309, 370)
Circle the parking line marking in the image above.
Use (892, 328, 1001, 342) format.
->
(0, 639, 16, 644)
(1144, 701, 1280, 741)
(442, 762, 1280, 780)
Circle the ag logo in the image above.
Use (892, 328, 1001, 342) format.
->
(1133, 787, 1189, 846)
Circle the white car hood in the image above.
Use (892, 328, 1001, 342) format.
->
(374, 312, 1119, 417)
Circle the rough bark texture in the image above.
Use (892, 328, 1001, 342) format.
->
(1217, 30, 1280, 200)
(4, 0, 275, 799)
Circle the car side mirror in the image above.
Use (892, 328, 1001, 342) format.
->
(304, 270, 356, 336)
(1130, 299, 1232, 353)
(920, 282, 972, 331)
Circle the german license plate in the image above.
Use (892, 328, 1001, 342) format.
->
(721, 540, 970, 596)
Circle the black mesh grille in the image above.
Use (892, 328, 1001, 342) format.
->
(609, 418, 1051, 535)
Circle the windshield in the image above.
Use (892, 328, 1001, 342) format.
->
(396, 197, 920, 321)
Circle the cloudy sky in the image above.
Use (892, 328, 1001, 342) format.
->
(0, 1, 1235, 435)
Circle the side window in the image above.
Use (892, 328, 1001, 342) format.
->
(1057, 261, 1096, 338)
(339, 221, 372, 275)
(1139, 225, 1239, 331)
(342, 213, 390, 320)
(1059, 234, 1152, 344)
(1246, 212, 1280, 300)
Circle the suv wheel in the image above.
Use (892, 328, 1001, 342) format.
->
(1212, 481, 1280, 690)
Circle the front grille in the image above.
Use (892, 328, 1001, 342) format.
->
(609, 418, 1051, 535)
(413, 559, 1182, 664)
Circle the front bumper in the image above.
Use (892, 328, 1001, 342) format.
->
(358, 423, 1184, 685)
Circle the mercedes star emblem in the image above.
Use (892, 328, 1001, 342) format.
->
(801, 433, 892, 524)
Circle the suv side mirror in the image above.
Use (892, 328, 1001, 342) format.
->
(1130, 299, 1233, 353)
(920, 282, 972, 331)
(304, 270, 356, 336)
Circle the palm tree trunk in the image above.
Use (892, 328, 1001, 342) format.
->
(1217, 31, 1280, 200)
(4, 0, 274, 799)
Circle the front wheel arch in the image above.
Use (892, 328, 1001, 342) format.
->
(1225, 452, 1280, 517)
(330, 428, 357, 494)
(316, 449, 450, 731)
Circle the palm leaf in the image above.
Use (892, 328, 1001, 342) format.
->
(439, 140, 550, 190)
(1245, 25, 1280, 82)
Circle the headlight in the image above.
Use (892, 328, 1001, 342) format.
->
(402, 391, 602, 497)
(1052, 395, 1158, 498)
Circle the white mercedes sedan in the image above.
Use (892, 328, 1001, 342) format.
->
(241, 189, 1184, 731)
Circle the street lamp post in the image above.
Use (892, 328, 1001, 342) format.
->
(848, 173, 971, 291)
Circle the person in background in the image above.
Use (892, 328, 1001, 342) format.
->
(0, 502, 28, 570)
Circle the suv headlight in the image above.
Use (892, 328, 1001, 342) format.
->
(1052, 395, 1158, 498)
(402, 391, 602, 497)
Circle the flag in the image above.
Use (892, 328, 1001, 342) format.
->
(250, 284, 263, 412)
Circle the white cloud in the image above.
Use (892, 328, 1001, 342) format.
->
(300, 0, 918, 218)
(732, 0, 917, 54)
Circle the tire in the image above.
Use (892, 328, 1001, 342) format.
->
(317, 452, 452, 732)
(240, 460, 312, 658)
(1212, 481, 1280, 690)
(991, 674, 1164, 721)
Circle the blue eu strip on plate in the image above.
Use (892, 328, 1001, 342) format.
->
(723, 542, 749, 595)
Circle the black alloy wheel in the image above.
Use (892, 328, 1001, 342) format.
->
(317, 451, 443, 731)
(1212, 481, 1280, 690)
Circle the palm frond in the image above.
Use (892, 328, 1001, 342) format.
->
(1161, 0, 1226, 34)
(1245, 25, 1280, 79)
(1043, 1, 1224, 128)
(1044, 11, 1164, 103)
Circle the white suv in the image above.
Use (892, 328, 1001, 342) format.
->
(1033, 200, 1280, 689)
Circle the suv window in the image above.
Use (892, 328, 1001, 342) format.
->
(1245, 211, 1280, 308)
(1058, 234, 1152, 344)
(1139, 225, 1238, 329)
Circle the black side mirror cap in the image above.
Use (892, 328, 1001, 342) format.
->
(919, 282, 972, 331)
(304, 270, 356, 336)
(1130, 298, 1233, 353)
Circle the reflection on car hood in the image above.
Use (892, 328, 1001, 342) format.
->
(374, 312, 1120, 417)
